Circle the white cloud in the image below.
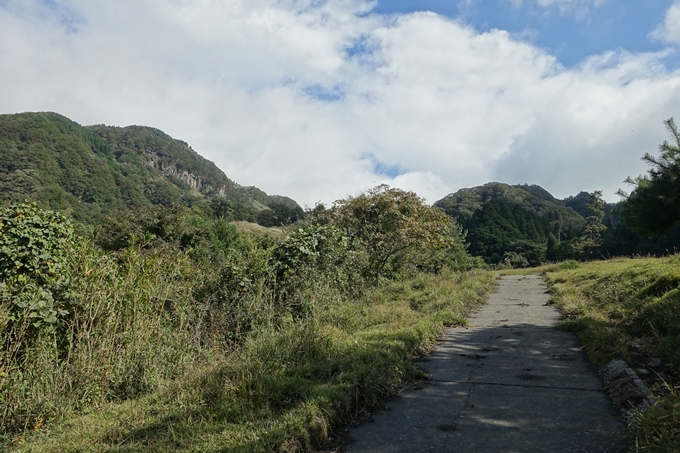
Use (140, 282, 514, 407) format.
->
(534, 0, 605, 6)
(651, 1, 680, 45)
(507, 0, 606, 18)
(0, 0, 679, 207)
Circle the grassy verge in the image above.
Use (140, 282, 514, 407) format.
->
(534, 257, 680, 452)
(6, 270, 495, 452)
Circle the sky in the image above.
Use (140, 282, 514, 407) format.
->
(1, 0, 680, 207)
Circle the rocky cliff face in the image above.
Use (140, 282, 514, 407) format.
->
(145, 151, 230, 197)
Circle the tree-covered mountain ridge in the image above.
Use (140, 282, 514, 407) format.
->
(434, 181, 680, 265)
(435, 182, 588, 225)
(434, 182, 586, 265)
(0, 112, 300, 224)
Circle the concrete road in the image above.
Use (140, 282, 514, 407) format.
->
(341, 275, 627, 453)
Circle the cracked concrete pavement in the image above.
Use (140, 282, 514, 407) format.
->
(341, 275, 627, 453)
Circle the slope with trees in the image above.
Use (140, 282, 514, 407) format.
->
(435, 182, 585, 238)
(435, 177, 680, 265)
(435, 183, 585, 265)
(0, 112, 301, 226)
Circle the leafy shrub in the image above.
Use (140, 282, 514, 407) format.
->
(95, 205, 198, 251)
(0, 203, 75, 360)
(1, 237, 200, 435)
(270, 225, 361, 317)
(502, 251, 530, 269)
(95, 205, 243, 263)
(191, 234, 276, 347)
(272, 225, 347, 280)
(0, 202, 74, 284)
(428, 224, 485, 272)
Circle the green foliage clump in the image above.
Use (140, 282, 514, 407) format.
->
(0, 203, 75, 356)
(565, 191, 608, 261)
(556, 259, 580, 270)
(95, 204, 243, 263)
(209, 197, 257, 223)
(502, 251, 530, 268)
(332, 185, 457, 279)
(430, 224, 486, 272)
(0, 202, 74, 283)
(257, 202, 305, 227)
(272, 225, 348, 281)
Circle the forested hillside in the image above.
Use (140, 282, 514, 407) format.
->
(435, 182, 680, 266)
(434, 183, 584, 265)
(0, 112, 300, 225)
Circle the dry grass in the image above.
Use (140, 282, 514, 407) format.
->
(232, 221, 287, 240)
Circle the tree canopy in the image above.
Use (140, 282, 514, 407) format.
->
(331, 185, 456, 279)
(619, 117, 680, 237)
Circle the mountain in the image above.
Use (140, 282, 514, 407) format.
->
(0, 112, 300, 224)
(435, 182, 585, 238)
(434, 183, 586, 265)
(435, 182, 680, 264)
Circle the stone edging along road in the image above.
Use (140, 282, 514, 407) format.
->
(341, 275, 628, 453)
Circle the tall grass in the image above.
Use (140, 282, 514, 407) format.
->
(1, 240, 203, 437)
(1, 228, 495, 451)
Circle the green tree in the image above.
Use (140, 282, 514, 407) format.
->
(619, 117, 680, 236)
(546, 233, 558, 261)
(210, 198, 235, 220)
(573, 191, 607, 259)
(331, 185, 455, 280)
(435, 223, 485, 271)
(256, 209, 280, 227)
(95, 205, 242, 263)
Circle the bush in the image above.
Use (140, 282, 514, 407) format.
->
(0, 203, 75, 361)
(95, 205, 243, 263)
(0, 202, 74, 284)
(557, 259, 580, 270)
(272, 225, 347, 281)
(502, 251, 530, 269)
(331, 185, 456, 280)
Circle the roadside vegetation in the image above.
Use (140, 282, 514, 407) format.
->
(534, 257, 680, 452)
(0, 186, 494, 452)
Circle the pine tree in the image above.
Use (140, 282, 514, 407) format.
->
(619, 117, 680, 236)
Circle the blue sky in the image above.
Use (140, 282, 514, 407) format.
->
(374, 0, 679, 68)
(1, 0, 680, 205)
